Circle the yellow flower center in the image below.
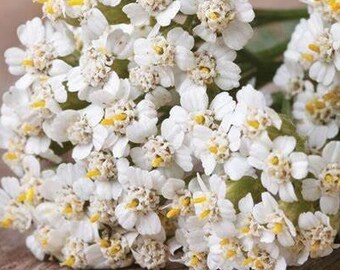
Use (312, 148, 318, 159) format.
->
(152, 156, 164, 168)
(67, 0, 84, 6)
(272, 223, 284, 235)
(166, 208, 180, 218)
(199, 209, 211, 220)
(86, 170, 101, 179)
(194, 115, 205, 125)
(126, 199, 139, 209)
(31, 100, 46, 109)
(90, 213, 100, 223)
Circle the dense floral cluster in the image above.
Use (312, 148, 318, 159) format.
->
(0, 0, 338, 270)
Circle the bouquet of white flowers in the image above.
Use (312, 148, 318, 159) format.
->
(0, 0, 339, 269)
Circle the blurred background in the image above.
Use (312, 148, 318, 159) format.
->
(0, 0, 303, 177)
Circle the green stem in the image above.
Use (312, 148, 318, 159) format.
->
(252, 8, 308, 27)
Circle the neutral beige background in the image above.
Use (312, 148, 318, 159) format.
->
(0, 0, 302, 177)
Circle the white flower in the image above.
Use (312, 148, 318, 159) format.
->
(115, 167, 165, 235)
(302, 0, 340, 23)
(87, 231, 134, 269)
(123, 0, 181, 27)
(233, 85, 282, 140)
(132, 234, 168, 269)
(134, 27, 194, 68)
(0, 177, 32, 232)
(26, 225, 69, 260)
(190, 174, 236, 226)
(192, 124, 245, 177)
(130, 119, 193, 177)
(168, 216, 209, 269)
(67, 29, 133, 101)
(129, 65, 174, 108)
(177, 38, 241, 93)
(243, 243, 287, 270)
(181, 0, 254, 50)
(168, 90, 235, 143)
(100, 99, 158, 158)
(40, 163, 94, 220)
(162, 178, 194, 219)
(207, 232, 244, 270)
(253, 193, 297, 247)
(302, 141, 340, 214)
(4, 18, 74, 90)
(274, 61, 312, 98)
(248, 135, 308, 202)
(293, 85, 339, 150)
(298, 211, 339, 258)
(300, 13, 340, 85)
(45, 105, 106, 160)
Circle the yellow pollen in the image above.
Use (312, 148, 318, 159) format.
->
(31, 100, 46, 109)
(219, 238, 230, 246)
(190, 255, 200, 266)
(193, 196, 207, 204)
(67, 0, 84, 6)
(46, 4, 55, 15)
(181, 197, 191, 206)
(33, 0, 49, 3)
(90, 213, 100, 223)
(270, 156, 279, 166)
(208, 146, 218, 154)
(3, 152, 18, 161)
(240, 227, 250, 234)
(26, 187, 35, 203)
(98, 47, 108, 54)
(272, 223, 284, 234)
(302, 53, 314, 62)
(22, 59, 34, 67)
(0, 218, 13, 229)
(194, 115, 205, 125)
(62, 256, 75, 267)
(199, 66, 211, 74)
(308, 44, 321, 53)
(113, 113, 127, 121)
(247, 120, 260, 129)
(242, 257, 254, 266)
(325, 173, 334, 183)
(153, 45, 164, 55)
(40, 238, 49, 247)
(99, 239, 111, 248)
(21, 124, 36, 133)
(86, 170, 101, 179)
(166, 208, 180, 218)
(63, 206, 73, 215)
(152, 156, 164, 168)
(209, 12, 220, 20)
(199, 209, 211, 220)
(101, 118, 115, 126)
(126, 199, 139, 209)
(328, 0, 340, 11)
(255, 260, 264, 270)
(225, 250, 236, 259)
(17, 192, 27, 203)
(108, 245, 121, 256)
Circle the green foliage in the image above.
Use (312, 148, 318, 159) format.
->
(226, 177, 265, 211)
(268, 114, 307, 152)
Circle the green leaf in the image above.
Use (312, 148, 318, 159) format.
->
(267, 114, 306, 152)
(60, 91, 89, 111)
(98, 2, 131, 25)
(226, 177, 265, 211)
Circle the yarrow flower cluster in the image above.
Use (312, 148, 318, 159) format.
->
(0, 0, 339, 270)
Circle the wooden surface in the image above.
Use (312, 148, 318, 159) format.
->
(0, 229, 339, 270)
